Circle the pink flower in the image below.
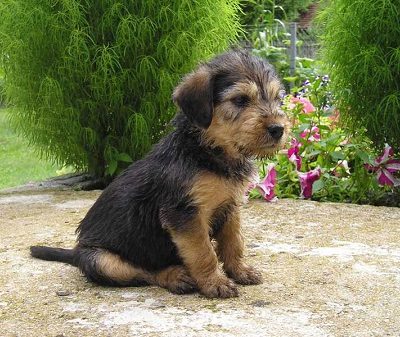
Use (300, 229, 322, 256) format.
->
(287, 138, 302, 170)
(290, 96, 316, 114)
(297, 167, 322, 199)
(365, 144, 400, 187)
(256, 163, 277, 201)
(300, 126, 321, 142)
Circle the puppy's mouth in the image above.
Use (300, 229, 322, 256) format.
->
(236, 141, 283, 158)
(256, 143, 282, 157)
(233, 127, 289, 158)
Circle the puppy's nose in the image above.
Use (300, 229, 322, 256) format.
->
(267, 124, 284, 140)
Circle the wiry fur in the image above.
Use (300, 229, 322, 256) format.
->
(30, 49, 290, 298)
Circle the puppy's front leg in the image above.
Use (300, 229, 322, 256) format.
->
(167, 220, 238, 298)
(215, 209, 263, 285)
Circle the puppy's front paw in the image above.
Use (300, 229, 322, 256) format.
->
(227, 264, 263, 285)
(200, 274, 239, 298)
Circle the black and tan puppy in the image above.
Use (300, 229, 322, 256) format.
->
(30, 49, 290, 298)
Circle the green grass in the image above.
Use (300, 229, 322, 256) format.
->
(0, 108, 68, 190)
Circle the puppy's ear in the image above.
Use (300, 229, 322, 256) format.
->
(173, 67, 214, 129)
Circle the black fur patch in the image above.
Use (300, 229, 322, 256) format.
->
(173, 73, 214, 128)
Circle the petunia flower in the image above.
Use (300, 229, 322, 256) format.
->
(300, 126, 321, 142)
(290, 96, 316, 114)
(256, 163, 277, 202)
(297, 167, 322, 199)
(287, 138, 302, 171)
(365, 144, 400, 187)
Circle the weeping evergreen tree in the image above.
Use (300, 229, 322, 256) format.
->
(0, 0, 241, 178)
(320, 0, 400, 151)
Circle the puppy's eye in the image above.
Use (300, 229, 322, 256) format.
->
(232, 95, 250, 108)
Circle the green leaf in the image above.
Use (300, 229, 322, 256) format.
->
(318, 124, 331, 131)
(106, 160, 118, 176)
(331, 151, 345, 161)
(312, 179, 324, 193)
(356, 150, 372, 164)
(283, 76, 298, 83)
(117, 152, 133, 163)
(306, 149, 322, 157)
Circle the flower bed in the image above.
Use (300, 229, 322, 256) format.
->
(249, 76, 400, 205)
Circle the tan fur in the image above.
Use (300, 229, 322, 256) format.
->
(172, 66, 210, 101)
(190, 172, 248, 220)
(154, 265, 196, 292)
(96, 250, 149, 283)
(215, 210, 244, 269)
(168, 173, 247, 297)
(203, 79, 290, 158)
(97, 250, 196, 293)
(215, 210, 263, 285)
(267, 80, 282, 101)
(222, 81, 260, 102)
(168, 221, 238, 298)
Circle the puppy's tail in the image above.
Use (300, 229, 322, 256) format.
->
(30, 246, 77, 266)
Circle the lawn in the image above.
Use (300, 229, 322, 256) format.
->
(0, 108, 67, 190)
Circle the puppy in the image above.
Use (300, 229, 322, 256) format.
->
(31, 49, 290, 298)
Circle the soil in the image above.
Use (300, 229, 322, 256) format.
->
(0, 188, 399, 336)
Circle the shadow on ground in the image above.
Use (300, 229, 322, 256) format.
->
(0, 188, 399, 336)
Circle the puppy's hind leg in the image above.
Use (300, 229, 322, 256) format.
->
(152, 265, 197, 294)
(75, 247, 149, 286)
(76, 248, 196, 293)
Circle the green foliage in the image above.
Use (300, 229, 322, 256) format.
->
(252, 25, 316, 88)
(319, 0, 400, 152)
(0, 68, 4, 105)
(240, 0, 315, 30)
(0, 0, 241, 178)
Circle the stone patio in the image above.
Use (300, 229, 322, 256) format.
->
(0, 188, 399, 336)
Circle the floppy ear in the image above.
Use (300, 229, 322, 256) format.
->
(172, 67, 214, 129)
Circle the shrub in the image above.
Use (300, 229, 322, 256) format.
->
(319, 0, 400, 152)
(0, 0, 241, 179)
(0, 69, 4, 106)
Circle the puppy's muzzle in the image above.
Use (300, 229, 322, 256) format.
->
(267, 124, 285, 141)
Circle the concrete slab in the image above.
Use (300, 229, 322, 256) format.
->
(0, 189, 399, 336)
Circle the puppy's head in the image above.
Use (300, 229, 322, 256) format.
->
(173, 49, 290, 158)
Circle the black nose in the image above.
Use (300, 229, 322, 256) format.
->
(267, 124, 284, 140)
